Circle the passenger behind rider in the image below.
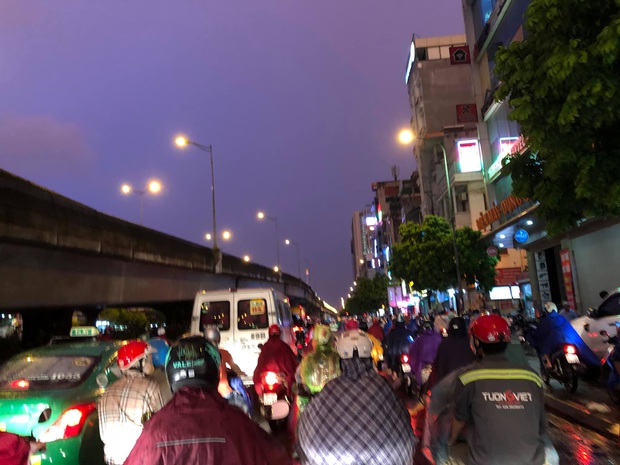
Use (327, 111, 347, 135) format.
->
(384, 314, 415, 374)
(430, 317, 476, 388)
(297, 330, 416, 465)
(528, 302, 599, 369)
(123, 336, 290, 465)
(407, 320, 442, 389)
(253, 324, 298, 399)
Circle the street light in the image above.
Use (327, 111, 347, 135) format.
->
(398, 128, 463, 314)
(120, 179, 162, 225)
(204, 230, 232, 242)
(284, 239, 301, 280)
(174, 134, 221, 273)
(243, 255, 251, 262)
(257, 211, 280, 269)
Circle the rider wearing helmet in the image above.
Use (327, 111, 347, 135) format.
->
(407, 319, 442, 389)
(384, 314, 415, 374)
(123, 336, 289, 465)
(297, 329, 416, 465)
(450, 315, 549, 465)
(252, 324, 298, 399)
(204, 325, 251, 415)
(430, 317, 476, 387)
(528, 301, 599, 369)
(98, 340, 164, 465)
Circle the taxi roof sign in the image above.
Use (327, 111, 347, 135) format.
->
(70, 326, 100, 338)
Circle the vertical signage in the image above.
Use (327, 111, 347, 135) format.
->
(457, 139, 482, 173)
(534, 251, 552, 304)
(560, 249, 576, 310)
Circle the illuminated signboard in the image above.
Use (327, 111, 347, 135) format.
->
(365, 216, 377, 227)
(457, 139, 482, 173)
(405, 37, 416, 84)
(487, 137, 518, 180)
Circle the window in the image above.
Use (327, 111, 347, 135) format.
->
(238, 299, 269, 330)
(440, 46, 451, 59)
(427, 47, 441, 60)
(597, 293, 620, 318)
(200, 301, 230, 331)
(416, 47, 427, 61)
(277, 299, 292, 327)
(0, 355, 98, 391)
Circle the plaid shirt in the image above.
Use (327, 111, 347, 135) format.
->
(298, 358, 416, 465)
(98, 371, 164, 465)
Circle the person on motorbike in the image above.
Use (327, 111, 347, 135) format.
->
(527, 302, 599, 369)
(383, 314, 415, 375)
(253, 324, 298, 399)
(123, 336, 290, 465)
(98, 340, 164, 465)
(297, 329, 416, 465)
(430, 317, 476, 388)
(296, 324, 341, 412)
(450, 315, 556, 465)
(407, 319, 442, 390)
(204, 325, 252, 415)
(0, 432, 44, 465)
(359, 320, 384, 368)
(368, 317, 384, 342)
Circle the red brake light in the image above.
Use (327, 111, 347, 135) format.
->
(9, 379, 29, 389)
(400, 354, 409, 363)
(297, 343, 303, 348)
(564, 345, 576, 355)
(39, 403, 96, 443)
(293, 326, 302, 332)
(262, 371, 279, 392)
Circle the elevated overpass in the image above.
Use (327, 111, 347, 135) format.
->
(0, 169, 332, 343)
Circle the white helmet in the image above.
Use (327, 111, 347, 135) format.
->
(544, 302, 558, 313)
(336, 330, 373, 359)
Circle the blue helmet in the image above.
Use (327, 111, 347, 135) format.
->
(148, 337, 170, 368)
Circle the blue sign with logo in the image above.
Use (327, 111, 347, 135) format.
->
(514, 229, 529, 243)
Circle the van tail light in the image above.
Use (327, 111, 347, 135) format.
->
(39, 403, 96, 443)
(563, 344, 577, 355)
(400, 354, 409, 364)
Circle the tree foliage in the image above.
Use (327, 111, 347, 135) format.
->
(99, 307, 165, 338)
(390, 215, 499, 292)
(344, 274, 389, 316)
(494, 0, 620, 235)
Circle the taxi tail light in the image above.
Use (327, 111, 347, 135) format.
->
(563, 344, 577, 355)
(39, 403, 96, 443)
(400, 354, 409, 364)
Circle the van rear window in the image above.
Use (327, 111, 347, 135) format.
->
(200, 301, 230, 331)
(238, 299, 268, 330)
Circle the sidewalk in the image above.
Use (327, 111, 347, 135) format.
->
(527, 355, 620, 441)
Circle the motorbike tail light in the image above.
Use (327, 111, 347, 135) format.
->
(400, 354, 409, 364)
(261, 371, 280, 392)
(297, 343, 303, 349)
(563, 344, 577, 355)
(39, 403, 96, 443)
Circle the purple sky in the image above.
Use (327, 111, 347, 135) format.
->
(0, 0, 464, 307)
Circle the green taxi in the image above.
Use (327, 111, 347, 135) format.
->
(0, 327, 123, 465)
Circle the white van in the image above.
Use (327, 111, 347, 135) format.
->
(191, 288, 294, 382)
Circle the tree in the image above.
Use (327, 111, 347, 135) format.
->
(494, 0, 620, 235)
(345, 274, 389, 316)
(390, 215, 498, 292)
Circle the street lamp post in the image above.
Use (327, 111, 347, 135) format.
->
(257, 211, 279, 269)
(175, 135, 221, 274)
(284, 239, 301, 280)
(436, 143, 463, 315)
(398, 129, 462, 314)
(120, 180, 162, 226)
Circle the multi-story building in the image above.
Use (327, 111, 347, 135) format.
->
(462, 0, 620, 313)
(405, 32, 527, 312)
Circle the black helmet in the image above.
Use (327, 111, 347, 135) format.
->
(447, 317, 467, 337)
(165, 336, 221, 393)
(421, 320, 433, 331)
(358, 321, 369, 332)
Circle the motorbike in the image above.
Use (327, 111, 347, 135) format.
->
(600, 330, 620, 404)
(293, 325, 306, 361)
(540, 343, 584, 393)
(257, 371, 291, 432)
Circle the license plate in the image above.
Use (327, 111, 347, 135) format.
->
(263, 393, 278, 406)
(565, 353, 579, 364)
(401, 364, 411, 373)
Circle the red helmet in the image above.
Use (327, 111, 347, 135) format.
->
(118, 340, 151, 371)
(268, 324, 281, 337)
(470, 314, 510, 343)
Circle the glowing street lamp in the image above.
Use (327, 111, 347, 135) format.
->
(273, 265, 280, 273)
(120, 179, 163, 225)
(398, 128, 415, 145)
(243, 255, 251, 262)
(284, 239, 302, 280)
(174, 134, 221, 273)
(257, 211, 280, 269)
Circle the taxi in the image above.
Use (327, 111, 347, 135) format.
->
(0, 327, 123, 465)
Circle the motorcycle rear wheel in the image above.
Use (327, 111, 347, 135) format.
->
(560, 359, 578, 393)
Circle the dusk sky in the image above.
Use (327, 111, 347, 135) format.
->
(0, 0, 464, 307)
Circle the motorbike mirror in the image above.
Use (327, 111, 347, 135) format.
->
(600, 330, 609, 337)
(96, 373, 109, 389)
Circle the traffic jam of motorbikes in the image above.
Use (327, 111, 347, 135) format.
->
(2, 286, 619, 465)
